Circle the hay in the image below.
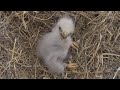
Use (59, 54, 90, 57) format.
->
(0, 11, 120, 79)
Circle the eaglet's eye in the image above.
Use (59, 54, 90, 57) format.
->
(59, 26, 62, 32)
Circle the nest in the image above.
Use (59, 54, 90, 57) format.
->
(0, 11, 120, 79)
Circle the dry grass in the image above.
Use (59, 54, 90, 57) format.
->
(0, 11, 120, 79)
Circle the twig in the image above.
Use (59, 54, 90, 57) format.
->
(113, 67, 120, 79)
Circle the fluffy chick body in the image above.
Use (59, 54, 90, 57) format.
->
(36, 16, 74, 74)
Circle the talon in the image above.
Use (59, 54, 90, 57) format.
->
(67, 63, 78, 70)
(71, 42, 79, 50)
(71, 70, 79, 74)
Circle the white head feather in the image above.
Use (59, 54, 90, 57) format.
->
(53, 16, 75, 36)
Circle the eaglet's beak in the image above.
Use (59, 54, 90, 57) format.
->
(60, 31, 67, 39)
(60, 31, 79, 50)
